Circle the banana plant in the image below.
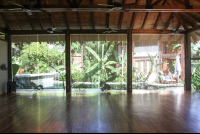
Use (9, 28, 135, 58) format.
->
(85, 44, 117, 82)
(143, 53, 166, 82)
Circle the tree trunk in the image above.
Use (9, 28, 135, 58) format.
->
(143, 65, 154, 82)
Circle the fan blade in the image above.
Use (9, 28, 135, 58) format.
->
(52, 28, 57, 30)
(27, 11, 33, 15)
(106, 8, 114, 13)
(5, 8, 22, 11)
(48, 31, 53, 33)
(98, 4, 114, 6)
(122, 3, 137, 6)
(53, 29, 63, 32)
(121, 7, 129, 12)
(28, 1, 36, 7)
(111, 30, 118, 32)
(7, 1, 24, 7)
(31, 8, 46, 12)
(176, 30, 186, 34)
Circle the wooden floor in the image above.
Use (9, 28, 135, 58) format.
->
(0, 89, 200, 133)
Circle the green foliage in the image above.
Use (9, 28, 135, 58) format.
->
(133, 72, 147, 82)
(12, 64, 19, 77)
(85, 42, 117, 82)
(157, 70, 164, 83)
(17, 42, 64, 74)
(143, 53, 166, 82)
(191, 69, 200, 91)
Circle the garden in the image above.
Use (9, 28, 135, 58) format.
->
(11, 34, 199, 91)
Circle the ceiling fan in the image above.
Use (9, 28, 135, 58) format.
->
(5, 0, 46, 15)
(98, 0, 137, 13)
(42, 14, 63, 33)
(102, 28, 120, 33)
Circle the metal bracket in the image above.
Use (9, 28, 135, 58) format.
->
(185, 5, 193, 9)
(146, 5, 153, 9)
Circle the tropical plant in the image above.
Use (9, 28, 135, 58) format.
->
(17, 42, 64, 74)
(191, 68, 200, 91)
(143, 53, 166, 82)
(85, 43, 118, 83)
(157, 70, 164, 83)
(133, 72, 147, 82)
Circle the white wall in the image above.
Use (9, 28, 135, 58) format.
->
(0, 40, 8, 94)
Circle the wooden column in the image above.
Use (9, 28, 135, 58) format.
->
(184, 32, 191, 91)
(65, 30, 71, 93)
(181, 41, 185, 82)
(6, 33, 12, 81)
(127, 29, 132, 92)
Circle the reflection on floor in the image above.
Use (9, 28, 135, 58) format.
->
(0, 89, 200, 133)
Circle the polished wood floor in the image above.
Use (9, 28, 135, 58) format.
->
(0, 89, 200, 133)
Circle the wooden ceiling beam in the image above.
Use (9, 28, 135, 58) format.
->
(13, 13, 23, 30)
(173, 0, 184, 5)
(7, 1, 23, 30)
(178, 13, 196, 27)
(77, 0, 85, 5)
(65, 12, 70, 30)
(194, 32, 200, 38)
(167, 0, 188, 30)
(153, 12, 163, 29)
(141, 12, 149, 29)
(77, 12, 82, 29)
(0, 27, 7, 35)
(164, 13, 173, 30)
(90, 0, 95, 29)
(141, 0, 152, 29)
(0, 13, 11, 30)
(130, 12, 136, 29)
(1, 5, 200, 12)
(106, 13, 110, 29)
(119, 0, 126, 29)
(185, 0, 190, 6)
(182, 13, 200, 23)
(153, 0, 167, 29)
(130, 0, 139, 29)
(25, 13, 35, 30)
(188, 25, 200, 33)
(36, 0, 41, 5)
(152, 0, 163, 5)
(65, 0, 72, 5)
(146, 0, 152, 5)
(9, 29, 174, 35)
(36, 13, 44, 30)
(77, 0, 85, 30)
(176, 22, 181, 31)
(194, 0, 200, 5)
(46, 0, 56, 28)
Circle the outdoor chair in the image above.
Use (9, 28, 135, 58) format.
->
(161, 75, 176, 84)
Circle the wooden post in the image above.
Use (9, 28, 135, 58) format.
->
(127, 29, 132, 92)
(65, 30, 71, 93)
(6, 33, 12, 81)
(181, 41, 185, 82)
(184, 32, 191, 91)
